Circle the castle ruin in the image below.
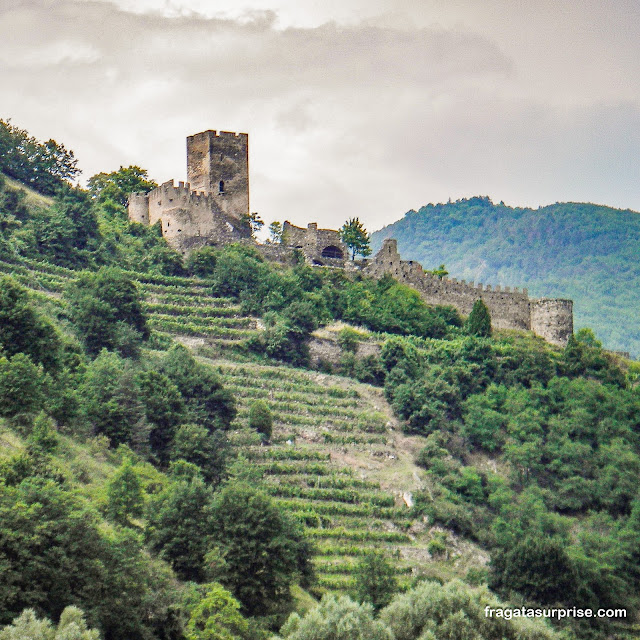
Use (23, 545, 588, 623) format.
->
(282, 221, 349, 265)
(128, 130, 252, 254)
(128, 130, 574, 347)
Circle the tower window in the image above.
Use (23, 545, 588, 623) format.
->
(219, 180, 225, 194)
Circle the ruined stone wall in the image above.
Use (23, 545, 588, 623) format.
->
(128, 193, 150, 225)
(365, 239, 572, 345)
(128, 180, 250, 255)
(282, 221, 348, 264)
(187, 130, 249, 219)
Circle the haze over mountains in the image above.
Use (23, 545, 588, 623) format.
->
(371, 196, 640, 358)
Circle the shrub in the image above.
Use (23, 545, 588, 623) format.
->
(0, 353, 46, 419)
(337, 327, 360, 354)
(281, 594, 393, 640)
(248, 400, 273, 441)
(0, 276, 61, 370)
(379, 579, 559, 640)
(0, 606, 100, 640)
(65, 267, 149, 357)
(171, 424, 229, 487)
(185, 246, 218, 277)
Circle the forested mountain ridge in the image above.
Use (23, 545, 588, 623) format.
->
(371, 196, 640, 357)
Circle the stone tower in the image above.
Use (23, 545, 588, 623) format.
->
(186, 130, 249, 219)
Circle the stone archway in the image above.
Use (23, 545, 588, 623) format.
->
(321, 245, 343, 259)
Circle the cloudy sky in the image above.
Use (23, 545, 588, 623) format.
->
(2, 0, 639, 231)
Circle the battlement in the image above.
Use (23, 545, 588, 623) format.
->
(147, 179, 224, 212)
(365, 238, 573, 346)
(187, 130, 248, 141)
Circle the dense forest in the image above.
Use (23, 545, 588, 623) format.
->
(371, 196, 640, 358)
(1, 120, 639, 639)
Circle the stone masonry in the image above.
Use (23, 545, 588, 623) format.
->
(365, 239, 573, 346)
(128, 130, 574, 346)
(282, 221, 349, 265)
(128, 130, 251, 254)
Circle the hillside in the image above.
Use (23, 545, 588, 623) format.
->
(0, 250, 485, 590)
(2, 133, 640, 639)
(371, 196, 640, 357)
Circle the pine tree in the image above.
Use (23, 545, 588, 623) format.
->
(340, 218, 371, 260)
(466, 299, 492, 337)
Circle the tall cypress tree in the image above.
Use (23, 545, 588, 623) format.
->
(466, 299, 492, 337)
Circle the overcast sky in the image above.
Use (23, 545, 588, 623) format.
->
(2, 0, 639, 231)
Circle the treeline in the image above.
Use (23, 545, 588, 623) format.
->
(0, 119, 80, 195)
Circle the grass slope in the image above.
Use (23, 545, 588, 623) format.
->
(371, 196, 640, 357)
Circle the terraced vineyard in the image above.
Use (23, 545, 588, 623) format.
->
(211, 360, 452, 591)
(0, 255, 260, 348)
(0, 254, 482, 592)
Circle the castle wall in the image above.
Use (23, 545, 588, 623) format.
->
(126, 129, 573, 348)
(530, 299, 574, 347)
(128, 180, 250, 254)
(283, 221, 348, 264)
(365, 239, 572, 345)
(187, 130, 249, 220)
(128, 193, 150, 225)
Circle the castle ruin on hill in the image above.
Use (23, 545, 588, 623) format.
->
(128, 130, 574, 347)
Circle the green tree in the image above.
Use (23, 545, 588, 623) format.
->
(0, 119, 79, 194)
(0, 478, 176, 638)
(425, 264, 449, 279)
(87, 165, 157, 208)
(0, 276, 61, 369)
(0, 353, 46, 419)
(353, 551, 398, 611)
(25, 186, 100, 268)
(268, 221, 283, 244)
(490, 536, 577, 605)
(65, 267, 149, 357)
(239, 212, 264, 238)
(340, 218, 371, 260)
(210, 245, 271, 298)
(80, 350, 148, 447)
(171, 423, 229, 487)
(281, 594, 393, 640)
(248, 400, 273, 441)
(186, 246, 219, 277)
(379, 579, 559, 640)
(146, 476, 214, 582)
(466, 299, 492, 337)
(0, 606, 100, 640)
(185, 583, 249, 640)
(137, 369, 185, 462)
(159, 345, 236, 431)
(105, 459, 144, 526)
(208, 482, 312, 616)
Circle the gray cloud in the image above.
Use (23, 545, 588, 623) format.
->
(0, 0, 638, 231)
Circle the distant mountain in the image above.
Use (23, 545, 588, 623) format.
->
(371, 196, 640, 358)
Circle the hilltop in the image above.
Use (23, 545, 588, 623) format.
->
(371, 196, 640, 357)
